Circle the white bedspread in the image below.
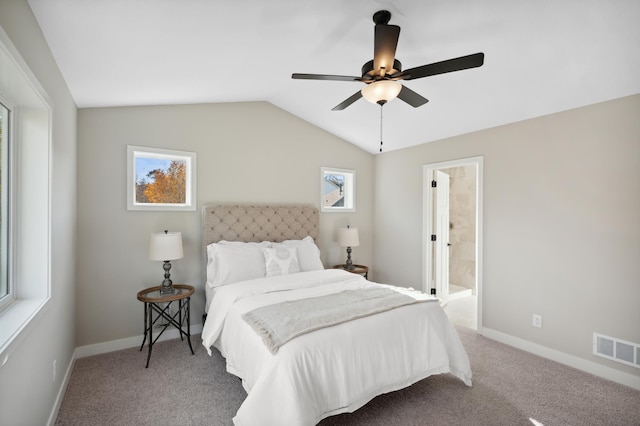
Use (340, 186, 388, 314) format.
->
(201, 269, 472, 426)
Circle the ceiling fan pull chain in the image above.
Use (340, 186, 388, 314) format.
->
(379, 104, 384, 152)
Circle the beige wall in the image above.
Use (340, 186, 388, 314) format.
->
(76, 102, 374, 346)
(374, 94, 640, 378)
(0, 1, 78, 425)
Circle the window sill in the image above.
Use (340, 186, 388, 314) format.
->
(0, 297, 49, 367)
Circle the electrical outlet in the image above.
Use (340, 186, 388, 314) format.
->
(532, 314, 542, 328)
(53, 360, 57, 383)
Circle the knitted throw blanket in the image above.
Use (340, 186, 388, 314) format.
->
(242, 287, 431, 354)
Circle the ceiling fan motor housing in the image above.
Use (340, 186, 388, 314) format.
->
(373, 10, 392, 25)
(362, 59, 402, 80)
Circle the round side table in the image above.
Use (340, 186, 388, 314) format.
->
(137, 284, 195, 368)
(333, 264, 369, 279)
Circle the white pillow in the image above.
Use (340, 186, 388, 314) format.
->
(206, 241, 272, 287)
(274, 236, 324, 272)
(263, 247, 300, 277)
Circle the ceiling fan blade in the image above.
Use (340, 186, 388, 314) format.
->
(398, 52, 484, 80)
(373, 24, 400, 74)
(332, 91, 363, 111)
(292, 73, 363, 82)
(397, 85, 429, 108)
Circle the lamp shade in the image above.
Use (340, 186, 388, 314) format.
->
(338, 226, 360, 248)
(149, 231, 184, 261)
(361, 80, 402, 104)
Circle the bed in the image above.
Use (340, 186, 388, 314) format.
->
(200, 204, 472, 426)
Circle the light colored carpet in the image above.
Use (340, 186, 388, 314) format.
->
(55, 329, 640, 425)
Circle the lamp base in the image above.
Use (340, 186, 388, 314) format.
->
(160, 261, 176, 294)
(344, 246, 355, 271)
(160, 285, 177, 295)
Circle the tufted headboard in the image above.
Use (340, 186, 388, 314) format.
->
(201, 204, 320, 314)
(202, 204, 319, 249)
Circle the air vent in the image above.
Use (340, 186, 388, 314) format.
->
(593, 333, 640, 369)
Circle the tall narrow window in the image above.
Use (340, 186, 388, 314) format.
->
(0, 25, 51, 358)
(0, 101, 10, 310)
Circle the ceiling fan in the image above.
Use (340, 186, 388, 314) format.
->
(292, 10, 485, 111)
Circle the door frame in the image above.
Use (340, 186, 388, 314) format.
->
(422, 156, 484, 333)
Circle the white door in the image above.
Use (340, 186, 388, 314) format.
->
(434, 170, 450, 302)
(423, 157, 483, 332)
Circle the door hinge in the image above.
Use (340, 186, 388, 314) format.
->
(431, 234, 436, 241)
(431, 180, 437, 188)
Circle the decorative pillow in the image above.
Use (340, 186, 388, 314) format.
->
(263, 247, 300, 277)
(206, 241, 272, 287)
(274, 236, 324, 272)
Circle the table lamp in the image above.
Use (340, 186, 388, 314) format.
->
(338, 226, 359, 271)
(149, 230, 183, 294)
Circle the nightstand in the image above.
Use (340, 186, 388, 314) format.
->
(137, 284, 195, 368)
(333, 264, 369, 279)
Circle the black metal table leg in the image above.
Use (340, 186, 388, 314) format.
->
(139, 301, 148, 351)
(145, 302, 153, 368)
(178, 298, 184, 341)
(185, 296, 194, 355)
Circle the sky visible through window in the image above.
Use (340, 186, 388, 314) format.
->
(135, 156, 172, 183)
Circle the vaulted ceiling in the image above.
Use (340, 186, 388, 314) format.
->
(27, 0, 640, 154)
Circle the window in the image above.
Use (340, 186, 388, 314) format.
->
(127, 146, 196, 211)
(320, 167, 356, 212)
(0, 25, 51, 362)
(0, 100, 11, 311)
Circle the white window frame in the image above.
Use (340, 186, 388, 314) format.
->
(320, 167, 356, 213)
(127, 145, 197, 211)
(0, 96, 15, 312)
(0, 25, 52, 366)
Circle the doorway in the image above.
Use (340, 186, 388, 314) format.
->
(423, 157, 483, 332)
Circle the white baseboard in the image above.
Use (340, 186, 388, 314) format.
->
(47, 346, 77, 426)
(47, 323, 204, 425)
(75, 323, 203, 358)
(481, 327, 640, 391)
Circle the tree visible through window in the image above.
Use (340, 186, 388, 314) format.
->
(136, 160, 186, 204)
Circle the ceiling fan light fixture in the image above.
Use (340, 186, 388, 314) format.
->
(361, 80, 402, 105)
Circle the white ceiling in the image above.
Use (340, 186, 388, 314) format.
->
(27, 0, 640, 154)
